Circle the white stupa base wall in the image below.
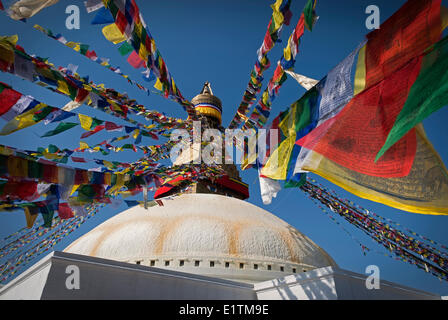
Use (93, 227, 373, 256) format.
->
(0, 251, 442, 300)
(254, 266, 441, 300)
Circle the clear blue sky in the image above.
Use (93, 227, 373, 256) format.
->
(0, 0, 448, 295)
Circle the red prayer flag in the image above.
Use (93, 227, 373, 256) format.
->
(262, 21, 274, 52)
(58, 203, 74, 219)
(74, 169, 89, 184)
(297, 55, 422, 178)
(80, 124, 105, 138)
(115, 11, 128, 34)
(127, 50, 146, 69)
(0, 84, 22, 115)
(85, 50, 98, 60)
(293, 13, 305, 43)
(105, 121, 123, 131)
(75, 87, 89, 102)
(42, 163, 59, 183)
(365, 0, 442, 88)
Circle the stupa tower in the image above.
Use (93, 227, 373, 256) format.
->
(154, 82, 249, 200)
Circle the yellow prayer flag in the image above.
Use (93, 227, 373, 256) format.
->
(262, 90, 270, 104)
(57, 80, 70, 96)
(107, 173, 125, 195)
(78, 114, 93, 131)
(270, 0, 284, 30)
(24, 207, 38, 229)
(261, 102, 299, 180)
(7, 157, 28, 178)
(271, 0, 283, 11)
(102, 23, 126, 44)
(65, 41, 78, 48)
(138, 44, 149, 62)
(79, 141, 89, 150)
(70, 185, 80, 196)
(283, 41, 292, 62)
(0, 145, 14, 156)
(103, 172, 112, 185)
(154, 77, 163, 91)
(0, 35, 18, 64)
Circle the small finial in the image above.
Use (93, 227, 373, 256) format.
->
(201, 82, 213, 95)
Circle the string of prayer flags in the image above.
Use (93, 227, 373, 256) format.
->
(260, 35, 448, 215)
(0, 101, 50, 135)
(242, 0, 318, 130)
(299, 124, 448, 215)
(0, 83, 165, 140)
(78, 114, 103, 131)
(0, 204, 102, 283)
(101, 0, 196, 116)
(228, 0, 293, 129)
(301, 179, 448, 281)
(0, 36, 150, 128)
(257, 36, 445, 215)
(33, 24, 153, 96)
(0, 40, 188, 135)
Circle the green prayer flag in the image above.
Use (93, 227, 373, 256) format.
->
(303, 0, 317, 31)
(376, 36, 448, 161)
(80, 44, 89, 55)
(48, 144, 59, 153)
(118, 42, 133, 56)
(41, 208, 54, 228)
(284, 173, 306, 188)
(41, 122, 78, 137)
(91, 117, 104, 129)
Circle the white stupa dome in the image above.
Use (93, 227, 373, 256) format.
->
(64, 193, 336, 283)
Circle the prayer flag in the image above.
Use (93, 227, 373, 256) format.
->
(41, 122, 78, 137)
(0, 82, 22, 115)
(102, 23, 126, 44)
